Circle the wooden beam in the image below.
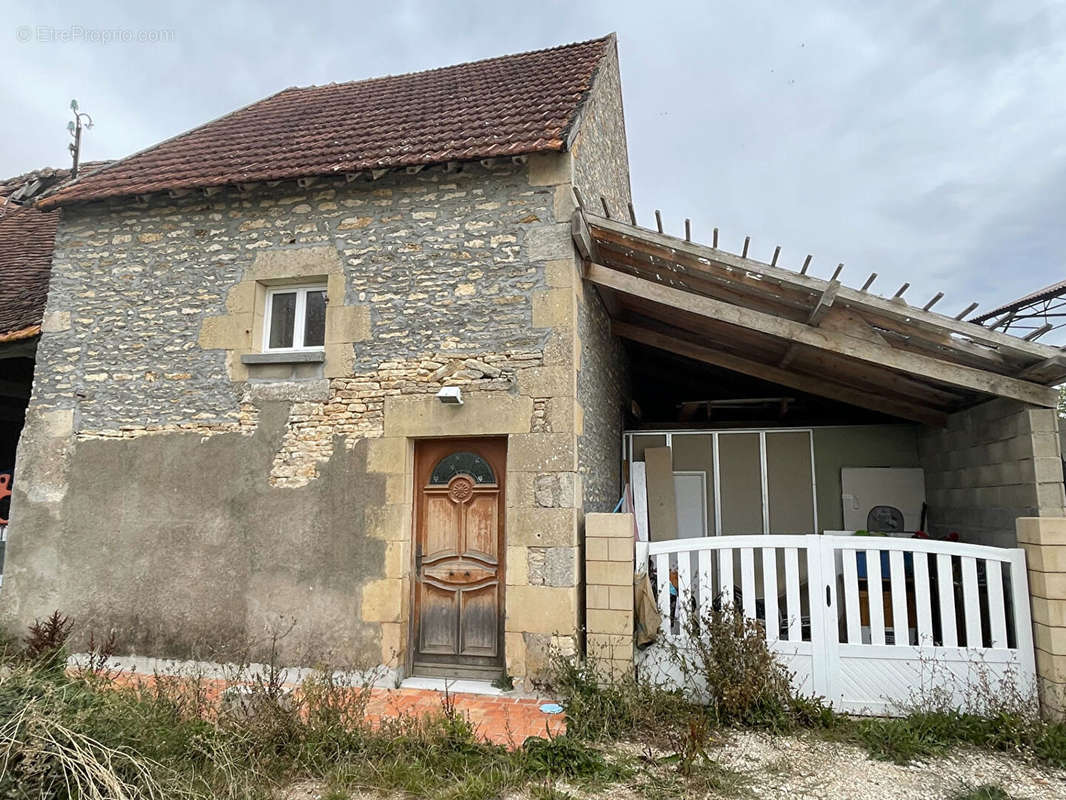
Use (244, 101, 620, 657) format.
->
(1018, 354, 1066, 384)
(1024, 323, 1053, 342)
(780, 280, 840, 367)
(596, 227, 1013, 371)
(613, 321, 948, 426)
(808, 280, 841, 326)
(583, 212, 1062, 362)
(571, 210, 598, 262)
(587, 263, 1058, 407)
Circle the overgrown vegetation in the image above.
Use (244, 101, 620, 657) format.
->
(552, 599, 1066, 772)
(0, 612, 634, 800)
(1, 603, 1064, 798)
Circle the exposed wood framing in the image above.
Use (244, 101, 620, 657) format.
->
(613, 322, 947, 426)
(584, 213, 1063, 365)
(587, 263, 1058, 408)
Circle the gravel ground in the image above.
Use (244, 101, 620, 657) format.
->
(280, 733, 1066, 799)
(712, 730, 1066, 799)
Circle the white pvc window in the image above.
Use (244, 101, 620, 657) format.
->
(263, 285, 327, 351)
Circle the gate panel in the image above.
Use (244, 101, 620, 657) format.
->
(638, 533, 1037, 716)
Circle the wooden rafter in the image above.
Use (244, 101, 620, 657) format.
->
(587, 263, 1058, 408)
(584, 213, 1064, 366)
(613, 322, 948, 426)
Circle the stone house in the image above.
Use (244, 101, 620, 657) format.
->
(5, 33, 1066, 704)
(3, 35, 629, 684)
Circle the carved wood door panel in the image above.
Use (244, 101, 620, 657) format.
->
(413, 438, 506, 670)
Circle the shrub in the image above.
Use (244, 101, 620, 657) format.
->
(23, 610, 73, 672)
(668, 599, 829, 730)
(549, 650, 694, 743)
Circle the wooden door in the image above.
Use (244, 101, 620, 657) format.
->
(412, 438, 506, 674)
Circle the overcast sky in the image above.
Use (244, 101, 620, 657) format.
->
(3, 0, 1064, 333)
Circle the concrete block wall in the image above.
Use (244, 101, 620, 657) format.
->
(584, 512, 634, 681)
(1017, 517, 1066, 719)
(919, 399, 1065, 547)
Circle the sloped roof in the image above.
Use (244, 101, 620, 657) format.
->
(0, 162, 110, 340)
(40, 36, 612, 209)
(0, 205, 59, 340)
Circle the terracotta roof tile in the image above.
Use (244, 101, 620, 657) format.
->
(41, 36, 611, 209)
(0, 205, 58, 338)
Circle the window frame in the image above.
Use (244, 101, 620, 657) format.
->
(262, 284, 327, 353)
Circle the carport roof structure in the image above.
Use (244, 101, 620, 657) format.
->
(572, 208, 1066, 427)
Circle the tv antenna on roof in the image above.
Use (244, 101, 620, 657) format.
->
(67, 99, 93, 179)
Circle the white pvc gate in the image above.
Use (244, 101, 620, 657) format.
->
(638, 534, 1036, 715)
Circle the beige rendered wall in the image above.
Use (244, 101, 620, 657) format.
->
(813, 425, 921, 532)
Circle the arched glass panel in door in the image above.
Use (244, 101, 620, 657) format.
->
(428, 451, 496, 486)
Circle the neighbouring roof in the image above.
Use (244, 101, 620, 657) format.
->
(39, 36, 613, 210)
(971, 279, 1066, 325)
(0, 162, 110, 341)
(0, 205, 59, 340)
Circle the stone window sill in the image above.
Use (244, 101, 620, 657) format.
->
(240, 351, 325, 365)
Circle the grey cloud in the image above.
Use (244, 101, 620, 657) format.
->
(2, 0, 1063, 338)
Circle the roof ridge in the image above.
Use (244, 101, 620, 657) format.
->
(279, 35, 611, 94)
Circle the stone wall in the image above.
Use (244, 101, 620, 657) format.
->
(570, 35, 632, 513)
(33, 163, 555, 430)
(570, 35, 632, 220)
(5, 156, 588, 684)
(919, 399, 1065, 547)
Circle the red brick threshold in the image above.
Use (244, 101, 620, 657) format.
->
(100, 670, 565, 749)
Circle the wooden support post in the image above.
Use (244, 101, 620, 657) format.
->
(742, 236, 750, 258)
(801, 255, 812, 275)
(712, 227, 719, 248)
(831, 263, 844, 281)
(771, 246, 781, 267)
(627, 201, 637, 225)
(861, 273, 877, 291)
(600, 196, 611, 218)
(654, 210, 663, 233)
(955, 302, 979, 321)
(684, 219, 691, 241)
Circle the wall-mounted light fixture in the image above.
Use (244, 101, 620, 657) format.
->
(436, 386, 463, 405)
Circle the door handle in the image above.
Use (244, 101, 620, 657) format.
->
(826, 585, 832, 607)
(415, 543, 423, 573)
